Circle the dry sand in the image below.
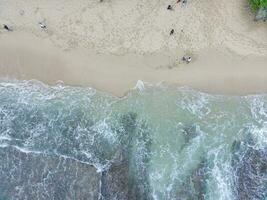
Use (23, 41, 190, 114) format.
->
(0, 0, 267, 96)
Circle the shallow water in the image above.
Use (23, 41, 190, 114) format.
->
(0, 80, 266, 200)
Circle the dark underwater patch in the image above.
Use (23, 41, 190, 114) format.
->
(0, 146, 100, 200)
(101, 112, 152, 200)
(231, 137, 267, 200)
(171, 159, 207, 200)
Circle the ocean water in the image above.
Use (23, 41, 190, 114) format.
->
(0, 80, 266, 200)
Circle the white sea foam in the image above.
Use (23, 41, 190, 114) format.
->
(134, 80, 146, 91)
(177, 89, 213, 118)
(91, 118, 117, 144)
(206, 145, 234, 200)
(251, 123, 267, 149)
(1, 80, 267, 199)
(0, 135, 12, 141)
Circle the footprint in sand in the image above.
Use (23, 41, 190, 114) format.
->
(34, 7, 39, 14)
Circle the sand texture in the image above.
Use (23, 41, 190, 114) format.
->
(0, 0, 267, 96)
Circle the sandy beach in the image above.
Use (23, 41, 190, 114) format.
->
(0, 0, 267, 96)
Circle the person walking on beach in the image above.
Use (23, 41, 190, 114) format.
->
(170, 29, 174, 35)
(3, 24, 12, 31)
(167, 5, 173, 10)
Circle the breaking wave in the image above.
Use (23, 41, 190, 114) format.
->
(0, 80, 266, 200)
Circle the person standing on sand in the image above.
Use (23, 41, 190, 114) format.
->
(38, 22, 47, 29)
(182, 56, 191, 64)
(187, 56, 192, 63)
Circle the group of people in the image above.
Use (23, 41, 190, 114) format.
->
(2, 1, 191, 64)
(182, 56, 191, 64)
(167, 0, 187, 10)
(168, 0, 191, 64)
(3, 21, 46, 32)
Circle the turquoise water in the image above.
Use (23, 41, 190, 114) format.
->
(0, 80, 266, 199)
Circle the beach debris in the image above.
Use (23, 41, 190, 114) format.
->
(182, 0, 187, 5)
(182, 56, 192, 64)
(167, 5, 173, 10)
(170, 29, 175, 35)
(255, 8, 267, 22)
(19, 10, 25, 16)
(135, 80, 145, 92)
(231, 135, 267, 200)
(38, 22, 47, 29)
(56, 80, 65, 87)
(3, 24, 12, 31)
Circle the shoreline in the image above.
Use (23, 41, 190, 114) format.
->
(1, 32, 267, 97)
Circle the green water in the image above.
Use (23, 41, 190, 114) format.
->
(0, 80, 266, 199)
